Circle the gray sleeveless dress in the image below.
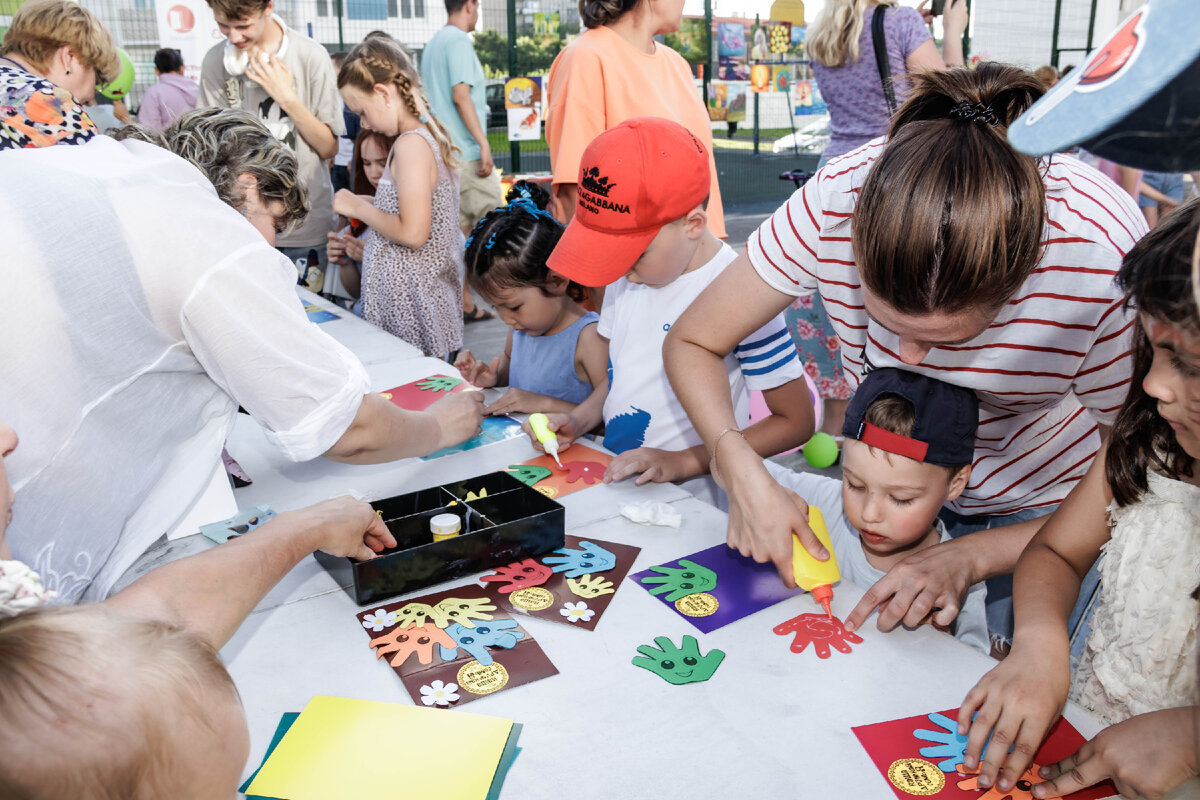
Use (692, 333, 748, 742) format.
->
(362, 127, 463, 357)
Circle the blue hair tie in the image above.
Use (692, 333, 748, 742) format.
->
(485, 232, 498, 250)
(506, 196, 563, 228)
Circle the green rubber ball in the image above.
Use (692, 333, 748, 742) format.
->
(802, 432, 839, 468)
(97, 48, 135, 100)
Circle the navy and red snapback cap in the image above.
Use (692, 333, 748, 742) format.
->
(842, 368, 978, 467)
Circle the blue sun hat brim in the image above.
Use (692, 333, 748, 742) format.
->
(1009, 0, 1200, 172)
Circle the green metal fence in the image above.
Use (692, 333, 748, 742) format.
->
(69, 0, 827, 206)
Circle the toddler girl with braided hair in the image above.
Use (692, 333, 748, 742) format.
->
(453, 181, 609, 417)
(334, 37, 464, 358)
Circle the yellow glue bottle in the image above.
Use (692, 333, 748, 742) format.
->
(792, 506, 841, 617)
(528, 412, 562, 467)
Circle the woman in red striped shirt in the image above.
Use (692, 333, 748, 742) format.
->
(665, 64, 1146, 646)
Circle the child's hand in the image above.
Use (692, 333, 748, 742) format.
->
(425, 391, 485, 451)
(956, 639, 1070, 793)
(296, 495, 396, 561)
(453, 349, 498, 388)
(333, 188, 365, 219)
(604, 447, 699, 485)
(1031, 706, 1200, 798)
(521, 412, 579, 452)
(326, 231, 347, 266)
(485, 388, 541, 415)
(344, 234, 365, 262)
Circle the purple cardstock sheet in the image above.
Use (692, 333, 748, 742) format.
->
(630, 543, 801, 633)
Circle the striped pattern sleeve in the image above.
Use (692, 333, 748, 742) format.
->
(733, 314, 805, 390)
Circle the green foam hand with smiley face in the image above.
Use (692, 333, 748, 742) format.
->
(631, 635, 725, 685)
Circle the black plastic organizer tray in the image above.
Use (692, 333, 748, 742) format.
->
(315, 470, 565, 605)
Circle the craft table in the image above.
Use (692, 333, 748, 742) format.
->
(221, 443, 1116, 799)
(211, 289, 1122, 798)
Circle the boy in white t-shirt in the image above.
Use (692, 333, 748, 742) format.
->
(773, 367, 992, 655)
(540, 117, 814, 506)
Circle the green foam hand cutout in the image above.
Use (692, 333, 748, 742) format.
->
(416, 376, 462, 392)
(639, 559, 718, 602)
(632, 635, 725, 685)
(506, 464, 552, 487)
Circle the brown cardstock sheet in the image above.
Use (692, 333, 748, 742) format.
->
(355, 584, 558, 709)
(479, 536, 641, 632)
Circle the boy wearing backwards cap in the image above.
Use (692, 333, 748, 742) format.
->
(539, 116, 814, 506)
(772, 367, 993, 655)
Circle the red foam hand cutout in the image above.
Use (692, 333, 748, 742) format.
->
(479, 558, 554, 593)
(561, 461, 605, 485)
(773, 612, 863, 658)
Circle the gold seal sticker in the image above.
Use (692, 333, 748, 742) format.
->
(457, 661, 510, 695)
(508, 587, 554, 611)
(886, 759, 945, 796)
(534, 484, 558, 498)
(674, 592, 719, 617)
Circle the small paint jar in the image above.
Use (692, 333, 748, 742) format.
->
(430, 513, 462, 542)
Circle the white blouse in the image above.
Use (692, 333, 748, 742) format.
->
(1071, 469, 1200, 725)
(0, 137, 369, 602)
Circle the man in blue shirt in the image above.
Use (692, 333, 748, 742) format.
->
(421, 0, 502, 321)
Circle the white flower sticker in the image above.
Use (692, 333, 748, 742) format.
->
(361, 609, 399, 632)
(419, 680, 461, 707)
(560, 601, 595, 623)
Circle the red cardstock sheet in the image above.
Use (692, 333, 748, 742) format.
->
(379, 375, 470, 412)
(356, 584, 557, 709)
(852, 708, 1114, 800)
(480, 535, 641, 631)
(510, 441, 613, 500)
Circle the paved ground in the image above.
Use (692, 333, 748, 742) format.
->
(460, 200, 836, 479)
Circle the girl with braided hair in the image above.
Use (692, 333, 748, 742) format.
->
(334, 37, 463, 358)
(453, 181, 609, 418)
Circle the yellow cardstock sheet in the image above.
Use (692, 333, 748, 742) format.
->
(247, 695, 513, 800)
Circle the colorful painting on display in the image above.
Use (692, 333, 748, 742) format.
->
(789, 25, 806, 59)
(727, 81, 748, 122)
(707, 80, 729, 121)
(772, 64, 792, 93)
(718, 55, 748, 81)
(676, 16, 710, 69)
(504, 76, 542, 142)
(717, 22, 746, 58)
(750, 63, 771, 93)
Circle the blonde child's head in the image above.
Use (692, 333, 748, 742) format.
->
(0, 606, 248, 799)
(547, 117, 713, 289)
(464, 182, 588, 336)
(336, 37, 457, 169)
(839, 369, 977, 560)
(1108, 195, 1200, 505)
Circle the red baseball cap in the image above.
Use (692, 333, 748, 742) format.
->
(547, 116, 711, 287)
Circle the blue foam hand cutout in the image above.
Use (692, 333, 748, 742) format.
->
(542, 541, 617, 577)
(437, 619, 525, 666)
(913, 712, 970, 772)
